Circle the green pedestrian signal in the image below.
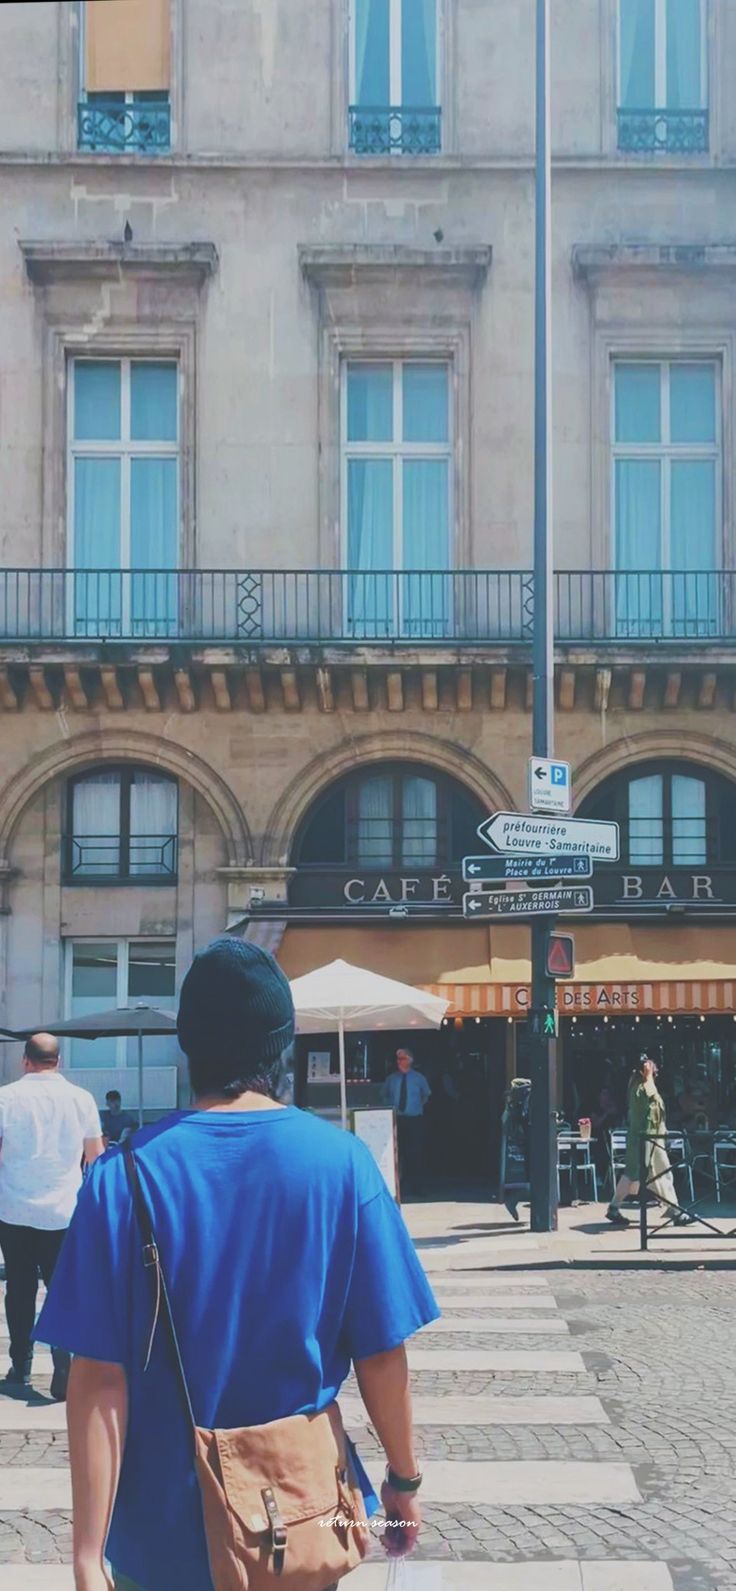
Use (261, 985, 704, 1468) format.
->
(529, 1007, 558, 1039)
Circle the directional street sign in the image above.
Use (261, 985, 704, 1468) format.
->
(529, 757, 571, 816)
(462, 853, 592, 884)
(463, 885, 594, 920)
(478, 812, 620, 862)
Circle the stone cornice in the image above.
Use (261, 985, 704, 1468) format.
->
(20, 240, 219, 288)
(573, 243, 736, 283)
(299, 243, 491, 290)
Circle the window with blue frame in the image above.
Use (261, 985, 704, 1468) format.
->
(618, 0, 708, 152)
(343, 360, 452, 639)
(612, 360, 720, 638)
(79, 0, 171, 153)
(349, 0, 441, 154)
(69, 359, 180, 638)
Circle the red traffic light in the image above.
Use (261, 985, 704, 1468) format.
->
(546, 934, 575, 979)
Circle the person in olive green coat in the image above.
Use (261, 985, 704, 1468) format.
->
(606, 1055, 687, 1227)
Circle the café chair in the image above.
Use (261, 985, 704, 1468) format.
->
(664, 1133, 695, 1206)
(713, 1131, 736, 1203)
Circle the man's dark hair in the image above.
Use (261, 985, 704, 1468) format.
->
(24, 1033, 60, 1067)
(106, 1090, 122, 1106)
(187, 1052, 281, 1101)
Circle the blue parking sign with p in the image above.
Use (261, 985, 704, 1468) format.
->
(552, 764, 567, 786)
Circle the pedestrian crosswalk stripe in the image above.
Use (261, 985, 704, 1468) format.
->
(422, 1315, 569, 1334)
(408, 1348, 586, 1372)
(366, 1459, 639, 1506)
(0, 1456, 640, 1514)
(0, 1398, 66, 1430)
(430, 1275, 552, 1291)
(0, 1466, 72, 1509)
(349, 1565, 674, 1590)
(1, 1566, 677, 1591)
(0, 1572, 74, 1589)
(340, 1393, 609, 1426)
(432, 1292, 560, 1309)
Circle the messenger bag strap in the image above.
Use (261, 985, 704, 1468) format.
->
(123, 1140, 197, 1439)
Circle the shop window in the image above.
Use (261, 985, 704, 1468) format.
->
(581, 762, 736, 867)
(79, 0, 171, 153)
(343, 360, 452, 638)
(613, 360, 720, 637)
(295, 764, 484, 871)
(65, 768, 178, 882)
(65, 938, 176, 1066)
(618, 0, 708, 153)
(349, 0, 441, 154)
(69, 358, 180, 637)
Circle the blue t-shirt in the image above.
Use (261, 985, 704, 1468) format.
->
(36, 1106, 438, 1591)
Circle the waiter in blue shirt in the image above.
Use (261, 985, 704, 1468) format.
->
(383, 1048, 431, 1197)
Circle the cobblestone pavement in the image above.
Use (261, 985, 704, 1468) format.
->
(399, 1269, 736, 1590)
(1, 1222, 735, 1588)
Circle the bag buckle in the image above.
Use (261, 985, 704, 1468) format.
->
(261, 1487, 287, 1575)
(142, 1243, 159, 1269)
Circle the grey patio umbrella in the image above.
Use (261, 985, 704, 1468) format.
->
(0, 1005, 178, 1127)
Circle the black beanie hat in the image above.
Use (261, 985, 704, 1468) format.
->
(177, 935, 295, 1070)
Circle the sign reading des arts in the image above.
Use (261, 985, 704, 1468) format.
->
(289, 865, 736, 917)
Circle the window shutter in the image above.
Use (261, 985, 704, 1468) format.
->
(85, 0, 170, 93)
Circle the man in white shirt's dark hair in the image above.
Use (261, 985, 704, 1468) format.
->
(0, 1031, 104, 1399)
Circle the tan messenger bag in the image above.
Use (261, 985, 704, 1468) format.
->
(124, 1143, 370, 1589)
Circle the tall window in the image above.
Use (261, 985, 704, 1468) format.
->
(343, 360, 451, 638)
(581, 763, 736, 868)
(618, 0, 708, 152)
(66, 768, 178, 883)
(66, 939, 176, 1067)
(349, 0, 441, 154)
(295, 764, 485, 871)
(79, 0, 171, 153)
(613, 360, 719, 636)
(69, 359, 179, 637)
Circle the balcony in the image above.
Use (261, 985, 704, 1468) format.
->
(617, 107, 709, 154)
(0, 569, 730, 716)
(0, 569, 731, 647)
(348, 105, 441, 155)
(77, 96, 171, 155)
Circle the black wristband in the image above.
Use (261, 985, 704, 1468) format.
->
(386, 1466, 423, 1494)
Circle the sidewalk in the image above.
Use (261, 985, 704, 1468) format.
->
(404, 1197, 736, 1270)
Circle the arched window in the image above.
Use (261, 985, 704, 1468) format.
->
(65, 767, 178, 882)
(294, 764, 485, 871)
(580, 762, 736, 868)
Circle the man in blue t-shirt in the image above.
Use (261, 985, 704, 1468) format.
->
(36, 937, 439, 1591)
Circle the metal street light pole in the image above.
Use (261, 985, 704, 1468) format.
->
(529, 0, 558, 1233)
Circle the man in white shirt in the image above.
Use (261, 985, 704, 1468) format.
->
(0, 1032, 103, 1399)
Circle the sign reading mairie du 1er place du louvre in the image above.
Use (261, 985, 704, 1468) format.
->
(478, 812, 620, 862)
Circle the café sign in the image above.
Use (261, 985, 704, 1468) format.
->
(288, 864, 736, 917)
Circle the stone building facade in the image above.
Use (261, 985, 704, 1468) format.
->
(0, 1, 734, 1141)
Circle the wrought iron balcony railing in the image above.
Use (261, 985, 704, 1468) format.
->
(617, 107, 709, 154)
(0, 569, 732, 647)
(348, 105, 441, 155)
(64, 834, 178, 883)
(78, 97, 171, 155)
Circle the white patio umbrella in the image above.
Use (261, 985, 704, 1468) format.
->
(290, 959, 449, 1129)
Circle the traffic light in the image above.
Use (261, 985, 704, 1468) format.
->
(546, 933, 575, 979)
(529, 1007, 558, 1039)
